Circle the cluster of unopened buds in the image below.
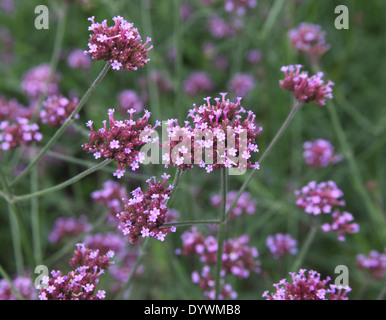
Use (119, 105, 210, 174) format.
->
(116, 174, 176, 244)
(37, 243, 114, 300)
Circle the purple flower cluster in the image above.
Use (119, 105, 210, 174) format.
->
(295, 180, 359, 241)
(116, 174, 176, 244)
(210, 190, 257, 219)
(295, 180, 345, 215)
(40, 94, 79, 127)
(192, 266, 237, 300)
(321, 210, 360, 241)
(224, 0, 257, 16)
(117, 89, 144, 114)
(263, 269, 351, 300)
(227, 73, 255, 97)
(48, 215, 91, 244)
(0, 117, 42, 150)
(82, 108, 159, 179)
(207, 16, 243, 39)
(0, 275, 37, 300)
(357, 249, 386, 280)
(183, 71, 215, 96)
(84, 16, 152, 71)
(176, 228, 260, 299)
(163, 93, 262, 173)
(0, 95, 32, 121)
(266, 233, 298, 259)
(37, 243, 114, 300)
(288, 22, 330, 63)
(279, 64, 334, 106)
(67, 48, 92, 69)
(20, 63, 60, 99)
(303, 138, 343, 167)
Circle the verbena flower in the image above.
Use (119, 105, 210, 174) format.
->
(117, 89, 143, 114)
(227, 73, 255, 97)
(295, 180, 345, 215)
(177, 229, 260, 278)
(224, 0, 257, 16)
(192, 266, 238, 300)
(288, 22, 330, 63)
(279, 64, 334, 106)
(162, 93, 262, 173)
(303, 138, 343, 167)
(48, 215, 91, 244)
(0, 274, 37, 300)
(0, 95, 32, 121)
(67, 48, 92, 69)
(183, 71, 215, 96)
(210, 190, 257, 219)
(40, 94, 79, 127)
(263, 269, 351, 300)
(321, 210, 360, 241)
(82, 108, 159, 178)
(0, 117, 42, 150)
(266, 233, 298, 259)
(37, 243, 114, 300)
(356, 249, 386, 280)
(84, 16, 152, 71)
(116, 174, 176, 244)
(20, 63, 60, 99)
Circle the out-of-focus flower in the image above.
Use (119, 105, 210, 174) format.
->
(0, 274, 37, 300)
(0, 117, 42, 150)
(224, 0, 257, 16)
(207, 16, 243, 39)
(82, 108, 159, 179)
(266, 233, 298, 259)
(48, 215, 91, 244)
(67, 48, 92, 69)
(183, 71, 215, 96)
(357, 249, 386, 280)
(303, 139, 343, 167)
(263, 269, 351, 300)
(245, 49, 262, 65)
(21, 64, 60, 100)
(117, 89, 143, 114)
(116, 174, 176, 244)
(192, 266, 237, 300)
(279, 64, 334, 106)
(40, 94, 79, 127)
(295, 180, 345, 215)
(227, 73, 255, 97)
(84, 16, 152, 71)
(321, 210, 360, 241)
(210, 190, 257, 219)
(0, 95, 32, 121)
(288, 22, 330, 63)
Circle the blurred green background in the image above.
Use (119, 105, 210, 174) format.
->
(0, 0, 385, 299)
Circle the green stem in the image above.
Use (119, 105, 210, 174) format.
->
(290, 225, 317, 272)
(31, 165, 42, 265)
(10, 61, 111, 187)
(173, 0, 183, 120)
(12, 159, 112, 202)
(215, 168, 227, 299)
(164, 219, 221, 228)
(225, 100, 301, 219)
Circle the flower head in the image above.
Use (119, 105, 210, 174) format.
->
(321, 210, 360, 241)
(357, 249, 386, 280)
(40, 94, 79, 127)
(210, 190, 257, 219)
(280, 64, 334, 106)
(227, 73, 255, 97)
(84, 16, 152, 71)
(224, 0, 257, 16)
(0, 275, 37, 300)
(82, 108, 158, 178)
(48, 215, 91, 244)
(266, 233, 298, 259)
(263, 269, 351, 300)
(303, 138, 343, 167)
(295, 180, 345, 215)
(183, 71, 215, 96)
(116, 174, 176, 244)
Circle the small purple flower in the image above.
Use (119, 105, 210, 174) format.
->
(183, 71, 215, 96)
(303, 139, 343, 167)
(266, 233, 298, 259)
(227, 73, 255, 97)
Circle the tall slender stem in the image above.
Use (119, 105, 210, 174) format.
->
(225, 100, 301, 219)
(12, 159, 112, 202)
(10, 61, 111, 187)
(290, 225, 317, 272)
(215, 168, 227, 299)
